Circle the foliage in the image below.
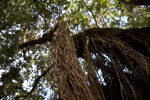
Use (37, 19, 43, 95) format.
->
(0, 0, 150, 99)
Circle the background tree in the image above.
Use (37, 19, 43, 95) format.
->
(0, 0, 150, 99)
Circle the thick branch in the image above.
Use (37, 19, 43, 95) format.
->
(19, 24, 59, 49)
(73, 27, 150, 58)
(120, 0, 150, 5)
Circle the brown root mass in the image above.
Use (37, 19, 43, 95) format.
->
(50, 22, 150, 100)
(19, 23, 150, 100)
(74, 27, 150, 100)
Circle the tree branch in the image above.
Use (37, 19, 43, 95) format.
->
(15, 64, 53, 99)
(25, 65, 53, 97)
(120, 0, 150, 5)
(19, 24, 59, 49)
(82, 0, 99, 28)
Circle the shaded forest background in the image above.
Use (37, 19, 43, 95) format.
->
(0, 0, 150, 99)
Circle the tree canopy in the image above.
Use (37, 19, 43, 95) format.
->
(0, 0, 150, 100)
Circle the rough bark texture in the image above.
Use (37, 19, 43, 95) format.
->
(51, 22, 94, 100)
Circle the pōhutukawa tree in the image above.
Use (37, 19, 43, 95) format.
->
(0, 0, 150, 100)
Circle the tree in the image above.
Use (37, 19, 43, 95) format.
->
(0, 0, 150, 100)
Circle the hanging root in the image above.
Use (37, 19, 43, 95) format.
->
(81, 28, 150, 100)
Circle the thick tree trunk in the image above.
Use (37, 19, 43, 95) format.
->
(51, 22, 94, 100)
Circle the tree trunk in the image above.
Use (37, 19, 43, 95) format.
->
(51, 21, 94, 100)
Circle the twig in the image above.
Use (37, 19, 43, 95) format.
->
(82, 0, 99, 28)
(25, 65, 53, 97)
(15, 64, 53, 99)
